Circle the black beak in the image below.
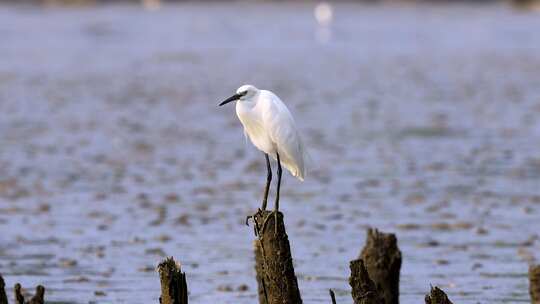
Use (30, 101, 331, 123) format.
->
(219, 93, 242, 106)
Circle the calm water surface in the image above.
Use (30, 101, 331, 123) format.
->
(0, 3, 539, 303)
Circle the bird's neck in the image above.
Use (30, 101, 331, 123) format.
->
(237, 98, 257, 109)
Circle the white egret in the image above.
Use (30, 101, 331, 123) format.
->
(219, 85, 306, 224)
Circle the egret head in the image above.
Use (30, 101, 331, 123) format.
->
(219, 84, 259, 106)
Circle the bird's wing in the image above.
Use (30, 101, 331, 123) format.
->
(261, 92, 306, 180)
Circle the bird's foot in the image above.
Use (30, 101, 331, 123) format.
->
(245, 208, 265, 226)
(260, 210, 279, 236)
(245, 214, 253, 226)
(246, 208, 265, 237)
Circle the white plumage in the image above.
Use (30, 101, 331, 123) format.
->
(220, 84, 306, 181)
(219, 84, 306, 215)
(235, 85, 305, 181)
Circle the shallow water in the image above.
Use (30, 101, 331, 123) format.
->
(0, 2, 539, 303)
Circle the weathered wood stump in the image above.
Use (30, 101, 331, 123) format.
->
(424, 286, 453, 304)
(531, 265, 540, 304)
(254, 240, 269, 304)
(253, 210, 302, 304)
(349, 259, 385, 304)
(360, 228, 402, 304)
(14, 283, 24, 304)
(157, 257, 188, 304)
(27, 285, 45, 304)
(0, 276, 45, 304)
(0, 274, 8, 304)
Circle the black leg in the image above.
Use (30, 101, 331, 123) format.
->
(248, 153, 282, 235)
(272, 152, 283, 234)
(245, 153, 273, 228)
(275, 152, 282, 212)
(261, 153, 272, 211)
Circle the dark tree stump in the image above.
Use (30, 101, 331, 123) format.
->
(28, 285, 45, 304)
(253, 210, 302, 304)
(254, 240, 268, 304)
(0, 274, 8, 304)
(349, 259, 385, 304)
(157, 257, 188, 304)
(14, 283, 24, 304)
(360, 228, 401, 304)
(424, 286, 453, 304)
(531, 265, 540, 304)
(2, 279, 45, 304)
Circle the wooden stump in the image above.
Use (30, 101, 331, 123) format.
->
(253, 210, 302, 304)
(14, 283, 24, 304)
(349, 259, 385, 304)
(28, 285, 45, 304)
(157, 257, 188, 304)
(254, 240, 269, 304)
(3, 280, 45, 304)
(360, 228, 402, 304)
(0, 274, 7, 304)
(424, 286, 453, 304)
(531, 265, 540, 304)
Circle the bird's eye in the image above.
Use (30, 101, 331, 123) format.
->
(241, 91, 248, 96)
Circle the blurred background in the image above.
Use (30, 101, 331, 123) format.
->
(1, 0, 540, 303)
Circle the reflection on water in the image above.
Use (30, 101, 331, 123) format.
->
(0, 2, 539, 304)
